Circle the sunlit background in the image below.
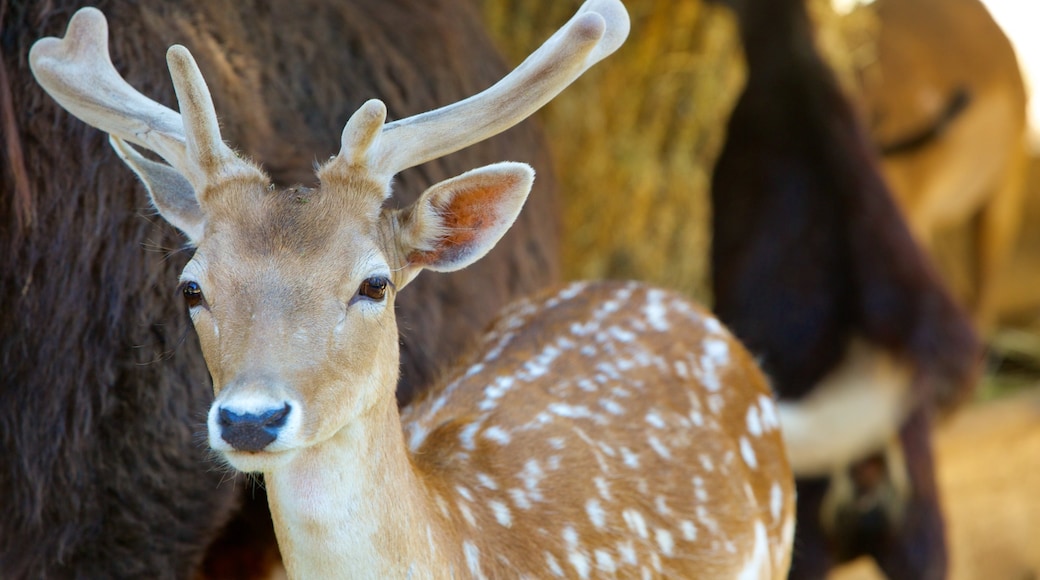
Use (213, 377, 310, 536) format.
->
(834, 0, 1040, 150)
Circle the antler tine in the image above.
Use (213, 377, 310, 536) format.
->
(325, 0, 630, 183)
(166, 45, 264, 190)
(30, 8, 261, 196)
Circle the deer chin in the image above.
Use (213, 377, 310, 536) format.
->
(219, 446, 298, 474)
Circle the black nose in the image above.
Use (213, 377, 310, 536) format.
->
(218, 404, 292, 452)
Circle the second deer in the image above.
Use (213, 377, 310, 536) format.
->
(32, 1, 796, 577)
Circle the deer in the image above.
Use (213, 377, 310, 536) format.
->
(5, 0, 562, 575)
(860, 0, 1030, 334)
(32, 2, 797, 577)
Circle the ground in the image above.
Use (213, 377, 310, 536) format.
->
(833, 388, 1040, 580)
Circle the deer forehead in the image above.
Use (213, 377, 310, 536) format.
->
(190, 184, 394, 289)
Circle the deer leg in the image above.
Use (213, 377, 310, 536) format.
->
(974, 138, 1028, 335)
(870, 406, 948, 580)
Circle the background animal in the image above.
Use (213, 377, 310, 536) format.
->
(859, 0, 1030, 334)
(705, 0, 982, 577)
(1, 0, 558, 576)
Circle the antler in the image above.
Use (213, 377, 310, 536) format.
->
(29, 7, 263, 197)
(323, 0, 630, 184)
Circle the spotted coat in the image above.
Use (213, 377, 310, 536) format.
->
(402, 280, 796, 578)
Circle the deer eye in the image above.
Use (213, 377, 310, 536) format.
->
(181, 280, 205, 309)
(357, 276, 390, 302)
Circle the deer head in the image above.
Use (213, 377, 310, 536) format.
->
(31, 2, 630, 473)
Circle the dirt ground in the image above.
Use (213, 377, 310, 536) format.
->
(832, 388, 1040, 580)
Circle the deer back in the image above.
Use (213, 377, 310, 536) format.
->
(403, 281, 795, 578)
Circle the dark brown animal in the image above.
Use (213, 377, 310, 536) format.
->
(0, 0, 557, 576)
(705, 0, 982, 577)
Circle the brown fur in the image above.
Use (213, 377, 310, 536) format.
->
(0, 0, 557, 576)
(705, 0, 982, 576)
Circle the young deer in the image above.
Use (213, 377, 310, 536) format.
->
(32, 2, 795, 577)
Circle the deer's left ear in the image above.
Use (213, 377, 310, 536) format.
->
(394, 162, 534, 285)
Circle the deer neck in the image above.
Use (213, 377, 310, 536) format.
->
(264, 397, 457, 579)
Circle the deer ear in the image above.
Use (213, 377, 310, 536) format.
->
(110, 136, 206, 244)
(396, 162, 534, 282)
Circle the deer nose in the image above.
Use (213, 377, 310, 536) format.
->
(218, 404, 292, 452)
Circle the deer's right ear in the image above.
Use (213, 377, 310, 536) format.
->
(393, 162, 534, 287)
(110, 136, 205, 243)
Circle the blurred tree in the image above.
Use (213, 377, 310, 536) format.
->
(480, 0, 745, 304)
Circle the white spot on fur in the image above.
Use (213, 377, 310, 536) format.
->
(460, 422, 480, 451)
(547, 455, 562, 471)
(740, 437, 758, 469)
(608, 325, 636, 343)
(645, 411, 666, 429)
(458, 501, 476, 527)
(549, 403, 594, 419)
(509, 488, 532, 510)
(621, 447, 641, 468)
(521, 344, 562, 380)
(558, 282, 587, 301)
(435, 495, 450, 517)
(675, 360, 689, 378)
(594, 476, 612, 501)
(456, 485, 474, 502)
(520, 459, 545, 500)
(618, 540, 638, 565)
(699, 454, 715, 472)
(563, 525, 580, 546)
(483, 425, 512, 445)
(600, 398, 625, 415)
(655, 495, 671, 515)
(696, 505, 721, 535)
(746, 404, 763, 437)
(407, 425, 429, 452)
(572, 321, 598, 337)
(708, 394, 726, 414)
(656, 528, 675, 556)
(759, 395, 780, 430)
(489, 500, 512, 527)
(690, 410, 705, 426)
(648, 435, 672, 459)
(569, 552, 591, 580)
(476, 473, 498, 490)
(479, 375, 516, 411)
(563, 526, 591, 579)
(645, 289, 671, 331)
(545, 552, 565, 577)
(586, 499, 607, 528)
(623, 509, 649, 538)
(703, 316, 724, 335)
(771, 482, 783, 522)
(464, 541, 482, 578)
(612, 386, 633, 399)
(595, 549, 617, 573)
(680, 520, 698, 541)
(736, 521, 770, 580)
